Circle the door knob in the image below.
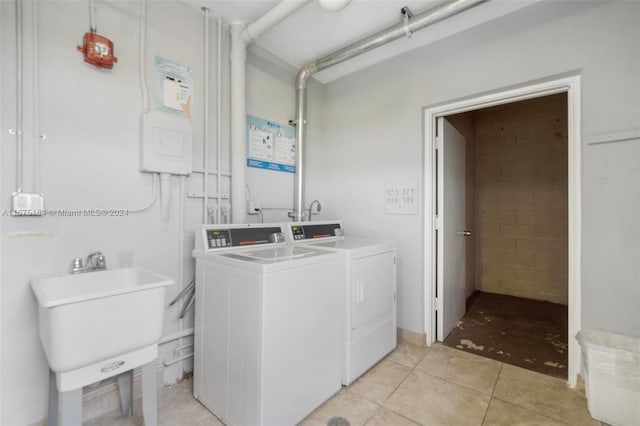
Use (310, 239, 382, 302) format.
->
(462, 231, 471, 236)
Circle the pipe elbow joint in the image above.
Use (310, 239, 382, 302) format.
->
(296, 64, 317, 89)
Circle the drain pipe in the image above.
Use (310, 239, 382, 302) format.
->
(292, 0, 487, 221)
(202, 7, 210, 224)
(230, 0, 311, 223)
(15, 0, 24, 194)
(216, 16, 222, 224)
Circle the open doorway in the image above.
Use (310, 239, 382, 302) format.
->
(441, 94, 569, 378)
(423, 74, 582, 386)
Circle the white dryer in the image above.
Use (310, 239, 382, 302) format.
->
(193, 223, 346, 426)
(285, 221, 397, 385)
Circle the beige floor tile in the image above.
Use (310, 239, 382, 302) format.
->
(415, 344, 502, 395)
(348, 358, 412, 404)
(86, 379, 222, 426)
(85, 409, 142, 426)
(300, 389, 380, 426)
(364, 406, 420, 426)
(387, 341, 429, 368)
(384, 370, 490, 426)
(483, 399, 568, 426)
(493, 364, 598, 426)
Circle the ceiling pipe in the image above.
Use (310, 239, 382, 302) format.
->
(317, 0, 352, 13)
(292, 0, 488, 222)
(230, 0, 311, 223)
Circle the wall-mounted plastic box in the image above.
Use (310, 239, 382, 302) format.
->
(140, 111, 192, 175)
(577, 329, 640, 426)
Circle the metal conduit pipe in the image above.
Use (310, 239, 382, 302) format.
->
(230, 0, 311, 223)
(292, 0, 488, 221)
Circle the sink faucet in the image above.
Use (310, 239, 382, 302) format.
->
(70, 251, 107, 274)
(308, 200, 322, 221)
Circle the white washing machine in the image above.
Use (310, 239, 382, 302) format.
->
(285, 221, 397, 385)
(193, 223, 346, 426)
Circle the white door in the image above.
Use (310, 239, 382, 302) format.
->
(436, 117, 467, 341)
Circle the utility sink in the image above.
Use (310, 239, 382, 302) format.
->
(31, 267, 173, 373)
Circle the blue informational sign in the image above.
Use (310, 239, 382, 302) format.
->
(246, 115, 296, 173)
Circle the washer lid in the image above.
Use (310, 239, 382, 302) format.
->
(221, 246, 322, 263)
(312, 237, 395, 253)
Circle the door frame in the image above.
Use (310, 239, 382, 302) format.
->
(422, 73, 582, 387)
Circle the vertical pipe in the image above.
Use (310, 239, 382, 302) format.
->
(229, 1, 310, 224)
(216, 16, 222, 224)
(32, 0, 41, 193)
(202, 7, 210, 224)
(177, 175, 186, 380)
(89, 0, 96, 33)
(15, 0, 24, 193)
(293, 86, 307, 222)
(160, 173, 171, 221)
(139, 0, 149, 113)
(230, 23, 247, 223)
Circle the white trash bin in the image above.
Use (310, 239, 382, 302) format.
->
(577, 329, 640, 426)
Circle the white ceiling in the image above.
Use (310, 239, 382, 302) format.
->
(183, 0, 544, 83)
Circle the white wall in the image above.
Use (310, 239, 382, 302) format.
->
(312, 1, 640, 336)
(0, 1, 324, 423)
(0, 1, 210, 424)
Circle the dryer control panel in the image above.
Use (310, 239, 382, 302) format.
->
(290, 222, 343, 241)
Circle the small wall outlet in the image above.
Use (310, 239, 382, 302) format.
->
(247, 200, 261, 214)
(11, 192, 45, 216)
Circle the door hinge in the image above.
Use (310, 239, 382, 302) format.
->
(435, 297, 442, 312)
(435, 215, 440, 230)
(393, 255, 397, 265)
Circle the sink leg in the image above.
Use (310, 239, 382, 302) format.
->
(117, 370, 134, 417)
(48, 370, 58, 426)
(142, 361, 157, 426)
(59, 387, 83, 426)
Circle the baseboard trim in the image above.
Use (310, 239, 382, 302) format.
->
(397, 327, 427, 347)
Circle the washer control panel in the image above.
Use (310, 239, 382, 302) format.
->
(206, 229, 232, 249)
(202, 225, 284, 251)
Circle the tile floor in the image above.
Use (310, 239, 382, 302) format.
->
(88, 343, 599, 426)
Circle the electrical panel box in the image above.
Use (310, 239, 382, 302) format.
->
(11, 192, 45, 216)
(141, 111, 192, 175)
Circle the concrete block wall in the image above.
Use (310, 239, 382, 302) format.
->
(474, 94, 568, 304)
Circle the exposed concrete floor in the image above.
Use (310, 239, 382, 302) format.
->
(444, 291, 568, 379)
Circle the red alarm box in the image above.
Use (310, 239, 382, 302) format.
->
(77, 32, 117, 69)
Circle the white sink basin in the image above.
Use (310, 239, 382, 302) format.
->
(31, 267, 173, 373)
